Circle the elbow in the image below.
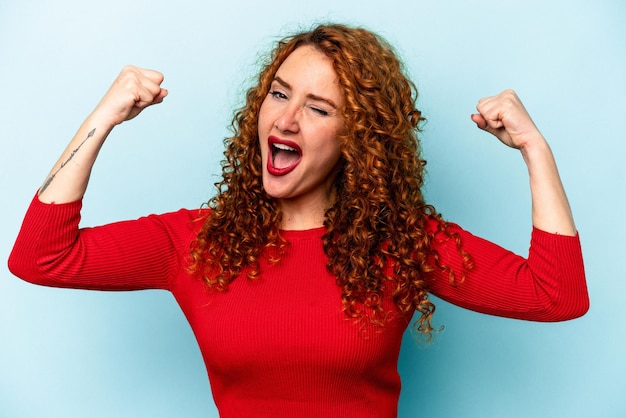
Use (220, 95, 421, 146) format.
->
(8, 236, 85, 288)
(555, 301, 589, 322)
(542, 290, 590, 322)
(8, 244, 23, 277)
(558, 274, 591, 321)
(567, 294, 590, 320)
(574, 291, 591, 318)
(7, 243, 50, 286)
(7, 248, 35, 284)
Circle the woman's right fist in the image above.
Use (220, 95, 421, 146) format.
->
(92, 66, 168, 128)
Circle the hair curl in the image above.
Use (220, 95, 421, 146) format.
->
(189, 23, 472, 338)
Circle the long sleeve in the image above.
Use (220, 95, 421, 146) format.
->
(426, 221, 589, 322)
(8, 193, 202, 291)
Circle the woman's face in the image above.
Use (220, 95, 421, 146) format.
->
(258, 45, 345, 218)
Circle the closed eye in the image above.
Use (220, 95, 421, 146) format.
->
(310, 106, 329, 116)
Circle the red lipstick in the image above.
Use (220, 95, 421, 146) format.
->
(267, 136, 302, 176)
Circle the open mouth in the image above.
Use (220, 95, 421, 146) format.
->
(267, 136, 302, 175)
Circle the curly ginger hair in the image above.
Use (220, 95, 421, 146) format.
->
(190, 23, 471, 337)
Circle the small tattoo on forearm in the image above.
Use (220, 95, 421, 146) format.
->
(40, 128, 96, 194)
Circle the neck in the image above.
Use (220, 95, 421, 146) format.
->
(279, 201, 327, 230)
(278, 191, 335, 231)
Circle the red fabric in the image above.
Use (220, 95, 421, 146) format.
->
(8, 195, 589, 417)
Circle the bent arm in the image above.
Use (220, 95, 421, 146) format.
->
(433, 90, 588, 320)
(8, 66, 172, 289)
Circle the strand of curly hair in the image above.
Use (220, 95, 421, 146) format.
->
(189, 23, 473, 339)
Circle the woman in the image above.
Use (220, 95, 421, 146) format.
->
(8, 24, 588, 417)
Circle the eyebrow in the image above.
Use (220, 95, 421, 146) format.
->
(273, 76, 338, 109)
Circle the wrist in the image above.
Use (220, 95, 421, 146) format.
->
(519, 133, 551, 166)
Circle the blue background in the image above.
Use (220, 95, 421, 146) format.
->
(1, 1, 624, 417)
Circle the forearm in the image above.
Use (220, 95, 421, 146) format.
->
(38, 113, 113, 204)
(521, 135, 576, 236)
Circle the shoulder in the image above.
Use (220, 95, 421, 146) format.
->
(423, 214, 467, 239)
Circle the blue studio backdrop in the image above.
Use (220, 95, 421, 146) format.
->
(1, 1, 624, 417)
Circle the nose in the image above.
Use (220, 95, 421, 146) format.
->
(274, 104, 300, 134)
